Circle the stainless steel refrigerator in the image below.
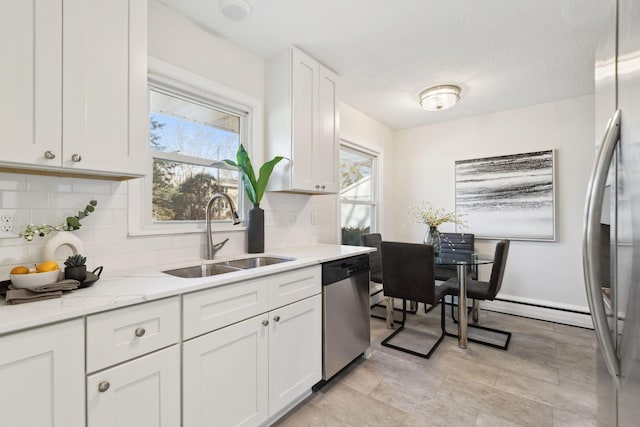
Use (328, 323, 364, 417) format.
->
(585, 0, 640, 425)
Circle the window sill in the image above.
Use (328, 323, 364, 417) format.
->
(128, 224, 247, 238)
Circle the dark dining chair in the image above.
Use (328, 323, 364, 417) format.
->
(360, 233, 415, 327)
(431, 232, 476, 315)
(434, 232, 475, 281)
(380, 241, 448, 359)
(442, 239, 511, 350)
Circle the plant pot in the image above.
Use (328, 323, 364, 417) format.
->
(65, 266, 87, 282)
(247, 204, 265, 253)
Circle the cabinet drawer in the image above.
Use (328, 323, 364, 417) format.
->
(183, 278, 269, 340)
(86, 297, 180, 372)
(268, 266, 321, 310)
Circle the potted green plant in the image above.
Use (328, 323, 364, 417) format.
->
(64, 254, 87, 282)
(224, 144, 284, 253)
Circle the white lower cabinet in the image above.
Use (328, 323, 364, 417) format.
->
(85, 297, 181, 427)
(0, 265, 324, 427)
(0, 319, 85, 427)
(183, 278, 322, 427)
(268, 295, 322, 417)
(183, 314, 270, 427)
(87, 345, 181, 427)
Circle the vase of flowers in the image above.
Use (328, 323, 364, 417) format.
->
(409, 201, 465, 256)
(424, 226, 442, 254)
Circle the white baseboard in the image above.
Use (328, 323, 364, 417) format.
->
(480, 298, 594, 329)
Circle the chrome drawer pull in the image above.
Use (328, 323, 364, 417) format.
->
(134, 327, 146, 337)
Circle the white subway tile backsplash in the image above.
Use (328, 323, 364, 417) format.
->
(0, 174, 318, 278)
(0, 173, 27, 191)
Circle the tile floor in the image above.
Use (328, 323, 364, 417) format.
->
(274, 304, 604, 427)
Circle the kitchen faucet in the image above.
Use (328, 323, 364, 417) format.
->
(205, 193, 241, 260)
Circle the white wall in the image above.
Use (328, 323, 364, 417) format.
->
(394, 95, 595, 310)
(316, 103, 396, 244)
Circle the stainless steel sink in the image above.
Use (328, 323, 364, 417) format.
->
(163, 263, 243, 278)
(163, 256, 295, 278)
(224, 256, 295, 269)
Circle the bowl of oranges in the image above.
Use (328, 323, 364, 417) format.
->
(10, 261, 61, 290)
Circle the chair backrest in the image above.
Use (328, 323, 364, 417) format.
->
(488, 240, 510, 299)
(440, 232, 474, 254)
(360, 233, 382, 282)
(435, 233, 475, 279)
(380, 241, 436, 304)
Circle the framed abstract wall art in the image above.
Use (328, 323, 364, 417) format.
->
(455, 150, 555, 241)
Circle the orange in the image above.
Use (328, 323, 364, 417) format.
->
(36, 260, 59, 273)
(10, 266, 29, 275)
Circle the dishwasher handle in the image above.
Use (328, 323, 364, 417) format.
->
(322, 255, 370, 285)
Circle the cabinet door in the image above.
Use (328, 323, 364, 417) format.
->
(316, 65, 339, 193)
(184, 314, 269, 427)
(291, 48, 318, 191)
(0, 0, 62, 167)
(87, 345, 180, 427)
(63, 0, 147, 176)
(269, 294, 322, 416)
(0, 319, 84, 427)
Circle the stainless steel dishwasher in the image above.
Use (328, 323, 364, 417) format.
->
(320, 254, 371, 382)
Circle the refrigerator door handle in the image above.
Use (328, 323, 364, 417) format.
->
(583, 108, 621, 380)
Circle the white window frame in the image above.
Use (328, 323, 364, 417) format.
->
(128, 58, 263, 237)
(339, 140, 379, 243)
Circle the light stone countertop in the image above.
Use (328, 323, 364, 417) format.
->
(0, 244, 373, 336)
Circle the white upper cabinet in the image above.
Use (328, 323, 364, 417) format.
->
(266, 47, 339, 194)
(0, 0, 147, 178)
(0, 0, 62, 167)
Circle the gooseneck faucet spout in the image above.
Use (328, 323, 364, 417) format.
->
(205, 193, 241, 260)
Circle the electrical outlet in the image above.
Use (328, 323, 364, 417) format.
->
(0, 210, 18, 238)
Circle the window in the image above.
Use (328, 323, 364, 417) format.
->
(128, 59, 262, 236)
(149, 88, 242, 222)
(340, 145, 378, 245)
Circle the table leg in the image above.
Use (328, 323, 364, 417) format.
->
(386, 297, 394, 329)
(457, 264, 468, 349)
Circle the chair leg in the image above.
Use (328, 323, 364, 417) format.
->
(445, 299, 512, 351)
(381, 299, 445, 359)
(472, 299, 480, 323)
(386, 297, 394, 328)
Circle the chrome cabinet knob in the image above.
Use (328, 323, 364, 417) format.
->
(71, 154, 82, 162)
(321, 185, 326, 190)
(273, 315, 280, 322)
(98, 381, 110, 392)
(134, 327, 146, 337)
(262, 320, 269, 326)
(44, 151, 56, 160)
(314, 185, 320, 190)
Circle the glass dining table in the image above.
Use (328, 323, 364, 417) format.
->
(384, 252, 494, 349)
(436, 252, 494, 349)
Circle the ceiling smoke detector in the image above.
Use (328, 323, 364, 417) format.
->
(219, 0, 251, 21)
(419, 85, 461, 111)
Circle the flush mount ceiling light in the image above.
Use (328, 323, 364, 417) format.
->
(219, 0, 251, 21)
(419, 85, 461, 111)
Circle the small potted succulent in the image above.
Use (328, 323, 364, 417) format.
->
(64, 254, 87, 282)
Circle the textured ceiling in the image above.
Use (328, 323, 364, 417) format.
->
(160, 0, 607, 130)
